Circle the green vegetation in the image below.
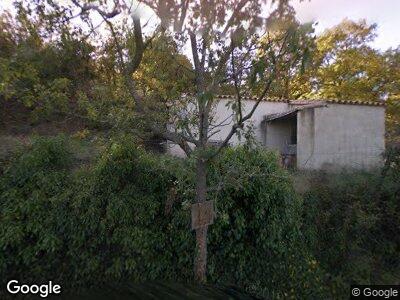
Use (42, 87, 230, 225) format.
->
(0, 1, 399, 298)
(302, 161, 400, 298)
(1, 136, 399, 298)
(265, 149, 400, 299)
(1, 6, 398, 149)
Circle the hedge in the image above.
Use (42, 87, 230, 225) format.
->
(9, 136, 400, 298)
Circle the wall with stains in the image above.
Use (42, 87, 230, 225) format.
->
(167, 98, 386, 170)
(297, 104, 385, 170)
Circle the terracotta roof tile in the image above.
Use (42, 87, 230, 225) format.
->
(216, 95, 385, 107)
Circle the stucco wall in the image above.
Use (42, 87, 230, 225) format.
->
(297, 108, 315, 168)
(167, 98, 290, 156)
(167, 98, 386, 171)
(211, 99, 290, 144)
(297, 104, 385, 170)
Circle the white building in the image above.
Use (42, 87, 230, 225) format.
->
(168, 96, 386, 170)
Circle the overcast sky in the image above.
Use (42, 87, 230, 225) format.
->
(292, 0, 400, 50)
(1, 0, 399, 51)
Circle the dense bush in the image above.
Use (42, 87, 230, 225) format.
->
(65, 138, 193, 287)
(302, 150, 400, 298)
(0, 136, 73, 285)
(203, 147, 326, 299)
(6, 137, 399, 299)
(2, 136, 399, 299)
(0, 136, 326, 298)
(66, 141, 326, 298)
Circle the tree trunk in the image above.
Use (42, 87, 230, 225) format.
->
(194, 158, 208, 283)
(194, 225, 208, 282)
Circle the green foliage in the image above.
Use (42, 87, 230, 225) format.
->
(0, 9, 96, 122)
(76, 33, 195, 131)
(65, 141, 327, 298)
(0, 136, 73, 285)
(203, 147, 326, 299)
(2, 137, 398, 298)
(253, 8, 316, 99)
(66, 137, 191, 287)
(0, 136, 326, 298)
(264, 18, 399, 107)
(302, 157, 400, 298)
(134, 34, 194, 101)
(300, 20, 400, 141)
(311, 20, 387, 101)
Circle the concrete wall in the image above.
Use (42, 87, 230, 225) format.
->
(297, 108, 315, 169)
(167, 98, 386, 171)
(297, 104, 385, 170)
(167, 98, 289, 156)
(211, 98, 290, 145)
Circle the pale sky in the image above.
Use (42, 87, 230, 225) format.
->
(1, 0, 399, 51)
(292, 0, 400, 50)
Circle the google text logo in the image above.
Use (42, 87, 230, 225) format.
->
(6, 280, 61, 298)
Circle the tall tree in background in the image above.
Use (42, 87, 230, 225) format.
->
(312, 19, 387, 100)
(0, 6, 96, 121)
(266, 19, 400, 142)
(383, 48, 400, 143)
(253, 3, 315, 99)
(309, 19, 400, 143)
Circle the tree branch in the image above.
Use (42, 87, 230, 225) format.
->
(126, 16, 145, 74)
(208, 75, 274, 160)
(221, 0, 250, 36)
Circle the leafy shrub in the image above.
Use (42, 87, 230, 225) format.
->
(203, 147, 326, 299)
(66, 141, 325, 298)
(164, 146, 326, 298)
(0, 136, 73, 286)
(66, 137, 192, 288)
(0, 136, 326, 298)
(302, 152, 400, 298)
